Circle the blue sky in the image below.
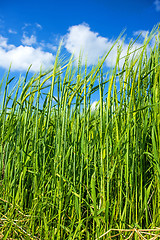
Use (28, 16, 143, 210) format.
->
(0, 0, 160, 78)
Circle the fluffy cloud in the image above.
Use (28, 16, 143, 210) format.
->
(0, 35, 55, 72)
(21, 33, 37, 46)
(65, 23, 111, 65)
(64, 23, 142, 68)
(154, 0, 160, 11)
(0, 35, 15, 50)
(0, 24, 145, 74)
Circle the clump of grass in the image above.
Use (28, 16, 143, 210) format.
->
(0, 25, 160, 239)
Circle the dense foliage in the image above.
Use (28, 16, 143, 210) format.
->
(0, 26, 160, 239)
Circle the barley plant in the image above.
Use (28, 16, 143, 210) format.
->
(0, 25, 160, 239)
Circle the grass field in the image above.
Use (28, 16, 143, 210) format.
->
(0, 25, 160, 239)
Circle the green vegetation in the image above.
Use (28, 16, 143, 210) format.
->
(0, 25, 160, 239)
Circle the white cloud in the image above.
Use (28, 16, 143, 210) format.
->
(36, 23, 42, 29)
(0, 24, 145, 74)
(64, 23, 142, 68)
(40, 41, 57, 52)
(133, 30, 149, 38)
(22, 23, 32, 30)
(154, 0, 160, 11)
(65, 23, 110, 65)
(8, 29, 17, 34)
(0, 35, 55, 72)
(21, 33, 37, 46)
(46, 43, 57, 51)
(91, 101, 99, 111)
(0, 35, 15, 50)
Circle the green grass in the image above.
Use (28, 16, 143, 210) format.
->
(0, 25, 160, 239)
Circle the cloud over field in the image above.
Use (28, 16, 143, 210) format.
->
(0, 34, 55, 72)
(0, 23, 146, 73)
(64, 23, 142, 68)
